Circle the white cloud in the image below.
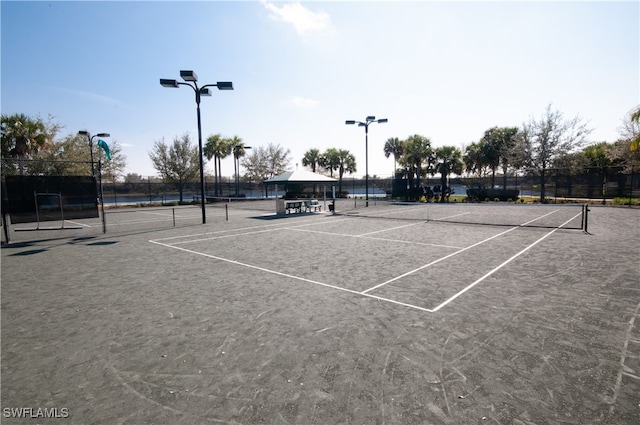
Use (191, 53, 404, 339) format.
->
(287, 96, 320, 108)
(261, 1, 334, 37)
(47, 85, 132, 109)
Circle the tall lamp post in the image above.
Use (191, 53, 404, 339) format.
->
(160, 70, 233, 224)
(78, 130, 110, 234)
(345, 116, 387, 207)
(78, 130, 110, 177)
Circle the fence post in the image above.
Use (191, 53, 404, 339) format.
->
(602, 166, 607, 205)
(629, 166, 635, 207)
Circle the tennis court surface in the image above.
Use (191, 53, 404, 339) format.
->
(1, 201, 639, 424)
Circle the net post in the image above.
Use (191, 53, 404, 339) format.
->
(58, 192, 65, 228)
(582, 204, 591, 234)
(226, 203, 229, 221)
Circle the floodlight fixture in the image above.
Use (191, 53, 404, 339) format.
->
(216, 81, 234, 90)
(159, 69, 234, 224)
(96, 133, 110, 138)
(344, 115, 388, 207)
(180, 70, 198, 82)
(160, 79, 179, 88)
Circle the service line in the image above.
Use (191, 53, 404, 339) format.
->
(430, 211, 583, 312)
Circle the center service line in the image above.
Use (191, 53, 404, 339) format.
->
(430, 212, 582, 312)
(360, 209, 562, 295)
(148, 239, 432, 312)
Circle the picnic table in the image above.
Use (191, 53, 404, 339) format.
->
(279, 199, 322, 214)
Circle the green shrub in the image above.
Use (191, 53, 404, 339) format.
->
(613, 197, 640, 206)
(467, 188, 520, 202)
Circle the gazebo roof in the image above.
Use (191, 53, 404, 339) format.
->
(263, 170, 337, 185)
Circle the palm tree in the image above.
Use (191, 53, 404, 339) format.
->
(302, 148, 321, 172)
(383, 137, 404, 177)
(321, 148, 340, 178)
(463, 142, 486, 179)
(230, 136, 248, 197)
(335, 149, 356, 196)
(435, 146, 464, 202)
(402, 135, 433, 199)
(1, 113, 50, 175)
(302, 148, 322, 195)
(204, 134, 231, 196)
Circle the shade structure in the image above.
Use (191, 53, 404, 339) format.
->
(263, 169, 337, 185)
(263, 170, 337, 216)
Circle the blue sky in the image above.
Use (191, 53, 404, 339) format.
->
(2, 0, 638, 179)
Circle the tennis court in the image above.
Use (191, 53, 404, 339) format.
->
(1, 201, 638, 424)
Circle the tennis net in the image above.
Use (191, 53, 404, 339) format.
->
(333, 199, 587, 230)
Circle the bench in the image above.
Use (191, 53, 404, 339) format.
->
(284, 201, 303, 214)
(304, 199, 321, 212)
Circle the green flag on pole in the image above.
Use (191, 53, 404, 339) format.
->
(97, 139, 111, 160)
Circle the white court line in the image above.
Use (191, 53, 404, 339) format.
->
(135, 210, 179, 217)
(289, 227, 463, 249)
(152, 216, 342, 242)
(65, 220, 91, 227)
(148, 208, 570, 313)
(361, 226, 519, 294)
(430, 211, 582, 312)
(170, 227, 291, 245)
(356, 221, 423, 237)
(361, 209, 562, 294)
(149, 239, 433, 312)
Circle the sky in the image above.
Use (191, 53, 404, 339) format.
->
(2, 0, 638, 179)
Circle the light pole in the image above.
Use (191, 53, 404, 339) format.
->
(78, 130, 110, 233)
(160, 70, 233, 224)
(78, 130, 110, 177)
(345, 116, 387, 206)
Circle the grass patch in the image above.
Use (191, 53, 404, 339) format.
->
(612, 197, 640, 206)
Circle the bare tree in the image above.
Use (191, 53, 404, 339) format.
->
(517, 105, 592, 202)
(242, 143, 291, 189)
(149, 134, 200, 202)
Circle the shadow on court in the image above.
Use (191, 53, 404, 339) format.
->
(1, 204, 639, 424)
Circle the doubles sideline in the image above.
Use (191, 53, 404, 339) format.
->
(149, 209, 582, 313)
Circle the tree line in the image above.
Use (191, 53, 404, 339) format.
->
(2, 104, 639, 203)
(299, 105, 639, 201)
(0, 113, 126, 180)
(148, 134, 292, 201)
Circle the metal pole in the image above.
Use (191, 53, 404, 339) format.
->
(629, 166, 634, 207)
(602, 167, 607, 205)
(365, 124, 369, 207)
(99, 160, 106, 233)
(195, 91, 206, 224)
(34, 191, 40, 230)
(59, 192, 65, 229)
